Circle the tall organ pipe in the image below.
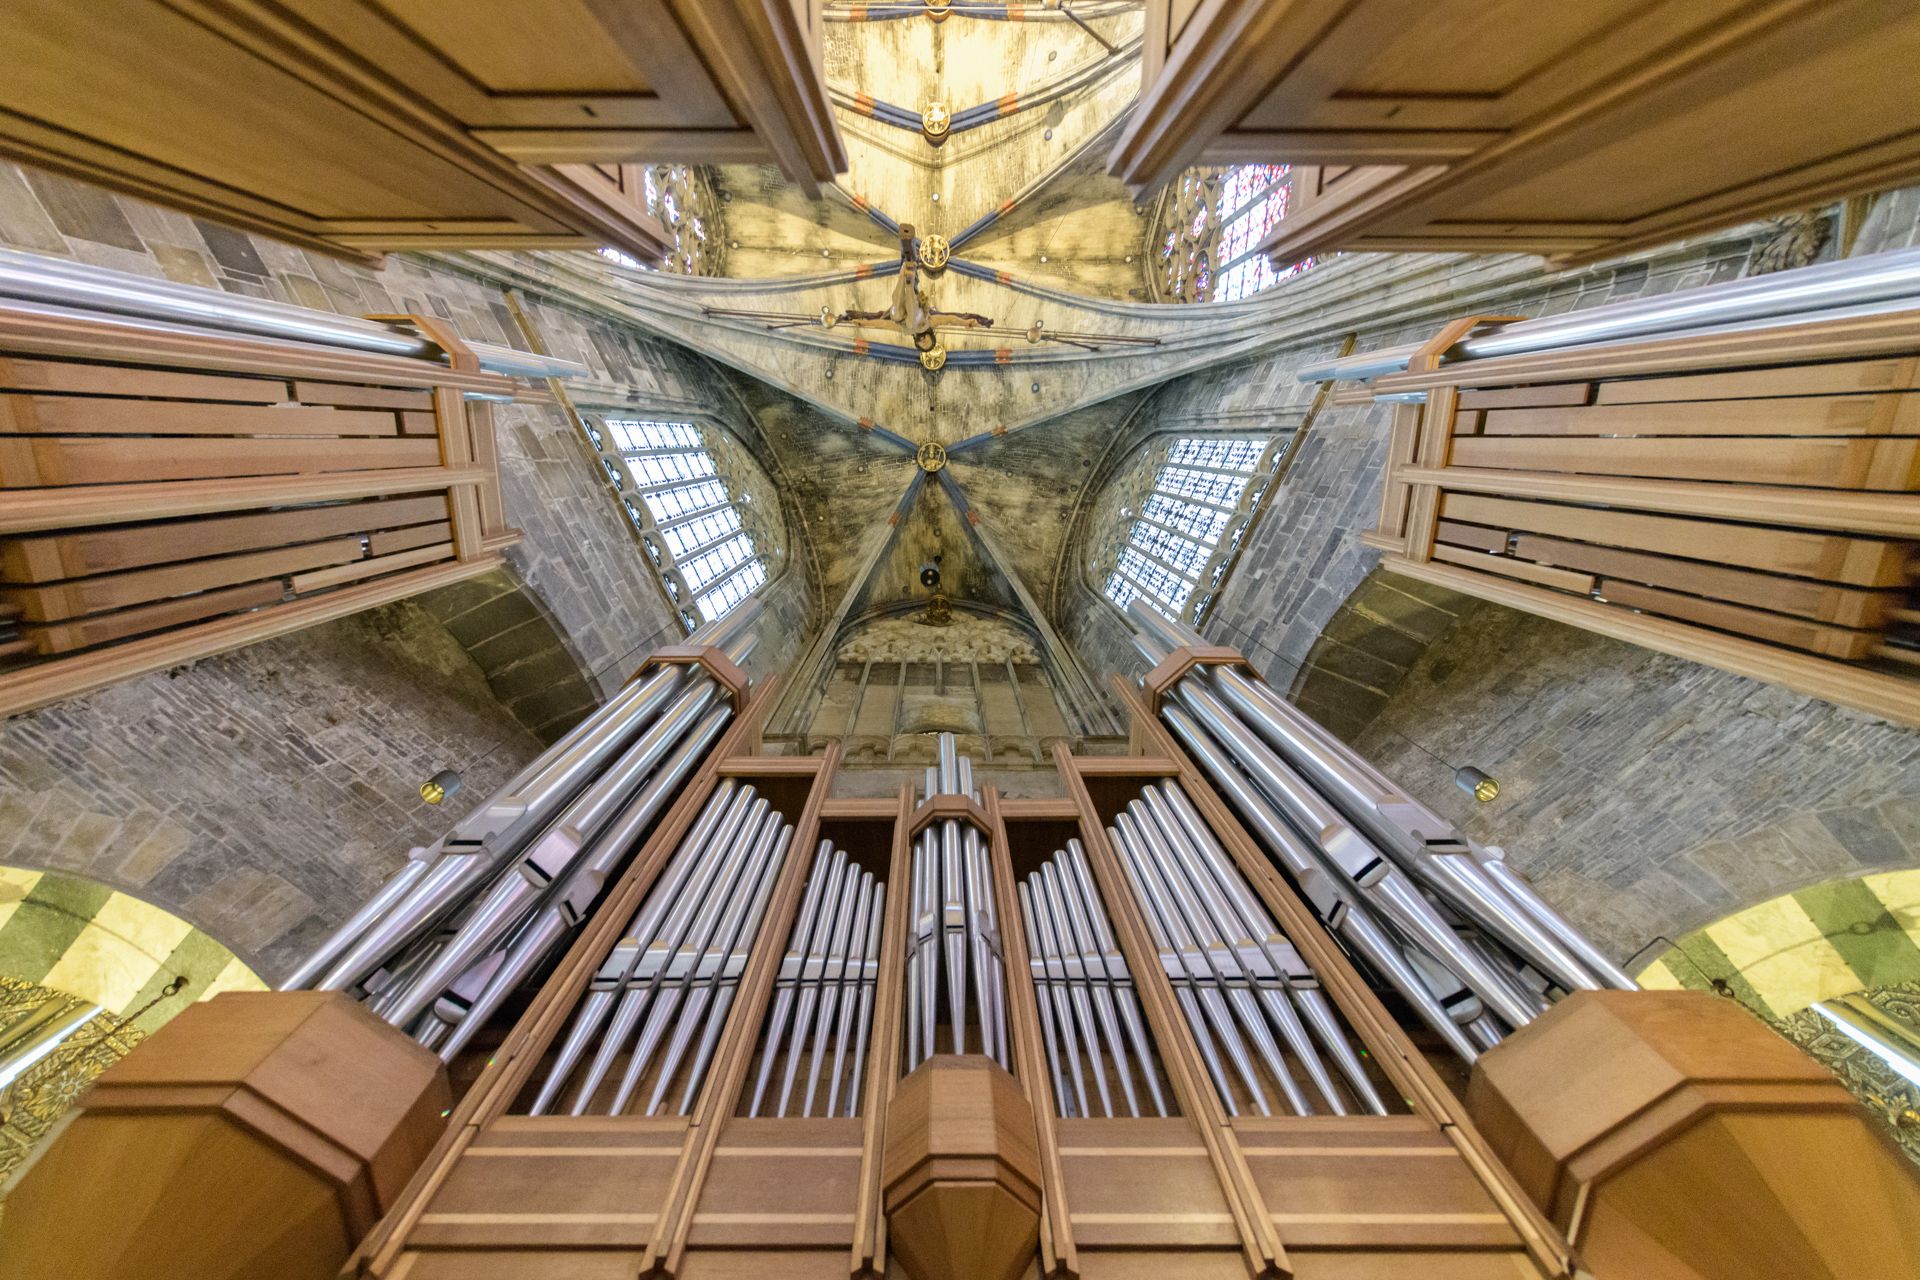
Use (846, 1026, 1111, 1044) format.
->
(1019, 845, 1170, 1120)
(284, 598, 763, 1061)
(904, 734, 1008, 1070)
(1160, 703, 1485, 1064)
(529, 783, 753, 1115)
(1123, 600, 1629, 1064)
(434, 706, 732, 1060)
(748, 841, 885, 1119)
(524, 786, 793, 1117)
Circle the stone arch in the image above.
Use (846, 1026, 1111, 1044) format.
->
(1283, 564, 1475, 744)
(0, 865, 265, 1179)
(1637, 870, 1920, 1020)
(0, 864, 264, 1023)
(415, 562, 602, 745)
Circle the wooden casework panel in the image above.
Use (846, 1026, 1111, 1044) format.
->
(0, 0, 843, 264)
(1364, 314, 1920, 724)
(1114, 0, 1920, 266)
(1469, 991, 1920, 1280)
(0, 992, 451, 1280)
(0, 297, 523, 715)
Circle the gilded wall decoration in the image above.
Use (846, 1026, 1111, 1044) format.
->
(0, 976, 145, 1183)
(1775, 982, 1920, 1168)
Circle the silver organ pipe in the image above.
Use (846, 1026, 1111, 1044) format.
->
(526, 781, 795, 1116)
(1018, 843, 1170, 1119)
(748, 842, 886, 1118)
(281, 599, 764, 1062)
(1124, 600, 1634, 1068)
(903, 734, 1010, 1071)
(1096, 778, 1392, 1118)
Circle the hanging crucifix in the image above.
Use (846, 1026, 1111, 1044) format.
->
(826, 224, 995, 352)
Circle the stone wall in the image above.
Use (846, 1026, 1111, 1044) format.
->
(0, 604, 537, 981)
(1058, 188, 1920, 960)
(0, 162, 826, 967)
(1351, 600, 1920, 966)
(0, 161, 820, 693)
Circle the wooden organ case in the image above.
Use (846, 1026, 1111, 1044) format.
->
(0, 1, 845, 265)
(7, 602, 1917, 1280)
(1113, 0, 1920, 267)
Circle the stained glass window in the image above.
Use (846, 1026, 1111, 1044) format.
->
(598, 247, 649, 271)
(1153, 165, 1318, 304)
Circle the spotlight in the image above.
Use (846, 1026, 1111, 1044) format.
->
(1455, 767, 1499, 803)
(420, 769, 463, 805)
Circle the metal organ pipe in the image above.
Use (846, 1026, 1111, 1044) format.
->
(748, 839, 886, 1120)
(281, 600, 764, 1066)
(1159, 701, 1486, 1063)
(520, 783, 797, 1117)
(1093, 777, 1395, 1119)
(530, 783, 756, 1115)
(1062, 842, 1168, 1117)
(903, 734, 1009, 1072)
(1123, 600, 1633, 1069)
(1018, 845, 1170, 1119)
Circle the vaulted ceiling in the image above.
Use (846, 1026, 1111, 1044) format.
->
(481, 3, 1300, 659)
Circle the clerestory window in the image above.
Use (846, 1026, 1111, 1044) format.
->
(588, 416, 771, 630)
(1157, 164, 1316, 304)
(1101, 436, 1277, 624)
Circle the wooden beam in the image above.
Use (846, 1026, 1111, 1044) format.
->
(1382, 555, 1920, 728)
(0, 468, 489, 536)
(1408, 467, 1920, 541)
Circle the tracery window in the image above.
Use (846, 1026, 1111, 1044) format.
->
(1098, 435, 1280, 625)
(593, 165, 726, 276)
(1151, 165, 1315, 304)
(582, 415, 775, 630)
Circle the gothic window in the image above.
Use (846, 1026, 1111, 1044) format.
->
(1099, 435, 1281, 624)
(587, 415, 775, 629)
(597, 166, 726, 276)
(1149, 165, 1316, 304)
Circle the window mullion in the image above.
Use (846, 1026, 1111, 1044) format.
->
(619, 446, 706, 463)
(1219, 174, 1288, 225)
(1151, 486, 1239, 517)
(669, 523, 746, 566)
(634, 474, 722, 500)
(696, 551, 762, 600)
(1125, 534, 1205, 583)
(1162, 459, 1257, 481)
(1115, 563, 1183, 610)
(656, 498, 735, 531)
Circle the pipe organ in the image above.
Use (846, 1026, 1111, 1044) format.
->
(0, 251, 573, 719)
(7, 591, 1919, 1280)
